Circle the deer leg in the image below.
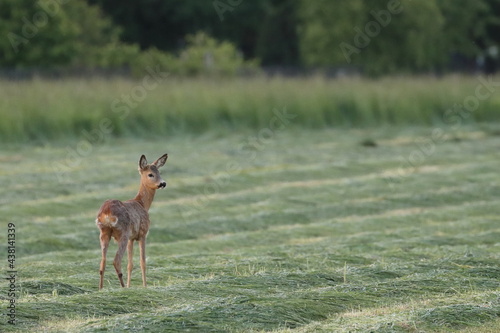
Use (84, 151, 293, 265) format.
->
(126, 239, 134, 287)
(99, 231, 111, 290)
(139, 238, 147, 287)
(113, 236, 128, 287)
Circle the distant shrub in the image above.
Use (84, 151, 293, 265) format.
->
(177, 31, 258, 77)
(82, 42, 140, 69)
(131, 32, 260, 78)
(130, 47, 176, 78)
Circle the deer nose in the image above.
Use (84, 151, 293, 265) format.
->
(158, 181, 167, 189)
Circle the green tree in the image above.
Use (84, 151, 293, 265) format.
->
(438, 0, 500, 72)
(437, 0, 489, 57)
(298, 0, 447, 75)
(0, 0, 139, 69)
(0, 0, 79, 67)
(64, 0, 140, 68)
(132, 32, 259, 77)
(87, 0, 300, 66)
(483, 0, 500, 48)
(255, 0, 300, 66)
(297, 0, 365, 66)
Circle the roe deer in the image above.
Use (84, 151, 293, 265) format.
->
(96, 154, 168, 289)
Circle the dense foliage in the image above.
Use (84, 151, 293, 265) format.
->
(1, 0, 500, 75)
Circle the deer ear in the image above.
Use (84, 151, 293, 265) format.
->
(139, 155, 148, 170)
(153, 154, 168, 168)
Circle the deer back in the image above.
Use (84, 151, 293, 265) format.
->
(96, 199, 150, 240)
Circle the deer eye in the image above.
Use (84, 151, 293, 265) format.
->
(148, 173, 154, 178)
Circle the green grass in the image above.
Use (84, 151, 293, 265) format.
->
(1, 124, 500, 332)
(2, 75, 500, 143)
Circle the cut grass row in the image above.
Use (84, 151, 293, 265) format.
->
(0, 126, 500, 332)
(1, 75, 500, 143)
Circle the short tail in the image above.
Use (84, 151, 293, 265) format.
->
(96, 214, 118, 227)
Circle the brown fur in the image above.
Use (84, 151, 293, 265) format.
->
(96, 154, 168, 289)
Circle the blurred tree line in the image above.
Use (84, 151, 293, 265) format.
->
(1, 0, 500, 76)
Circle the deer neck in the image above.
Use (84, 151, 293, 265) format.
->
(133, 183, 156, 211)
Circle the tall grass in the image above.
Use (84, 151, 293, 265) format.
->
(1, 75, 500, 143)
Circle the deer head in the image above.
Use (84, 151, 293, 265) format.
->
(138, 154, 168, 190)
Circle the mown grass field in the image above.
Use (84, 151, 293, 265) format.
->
(1, 120, 500, 331)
